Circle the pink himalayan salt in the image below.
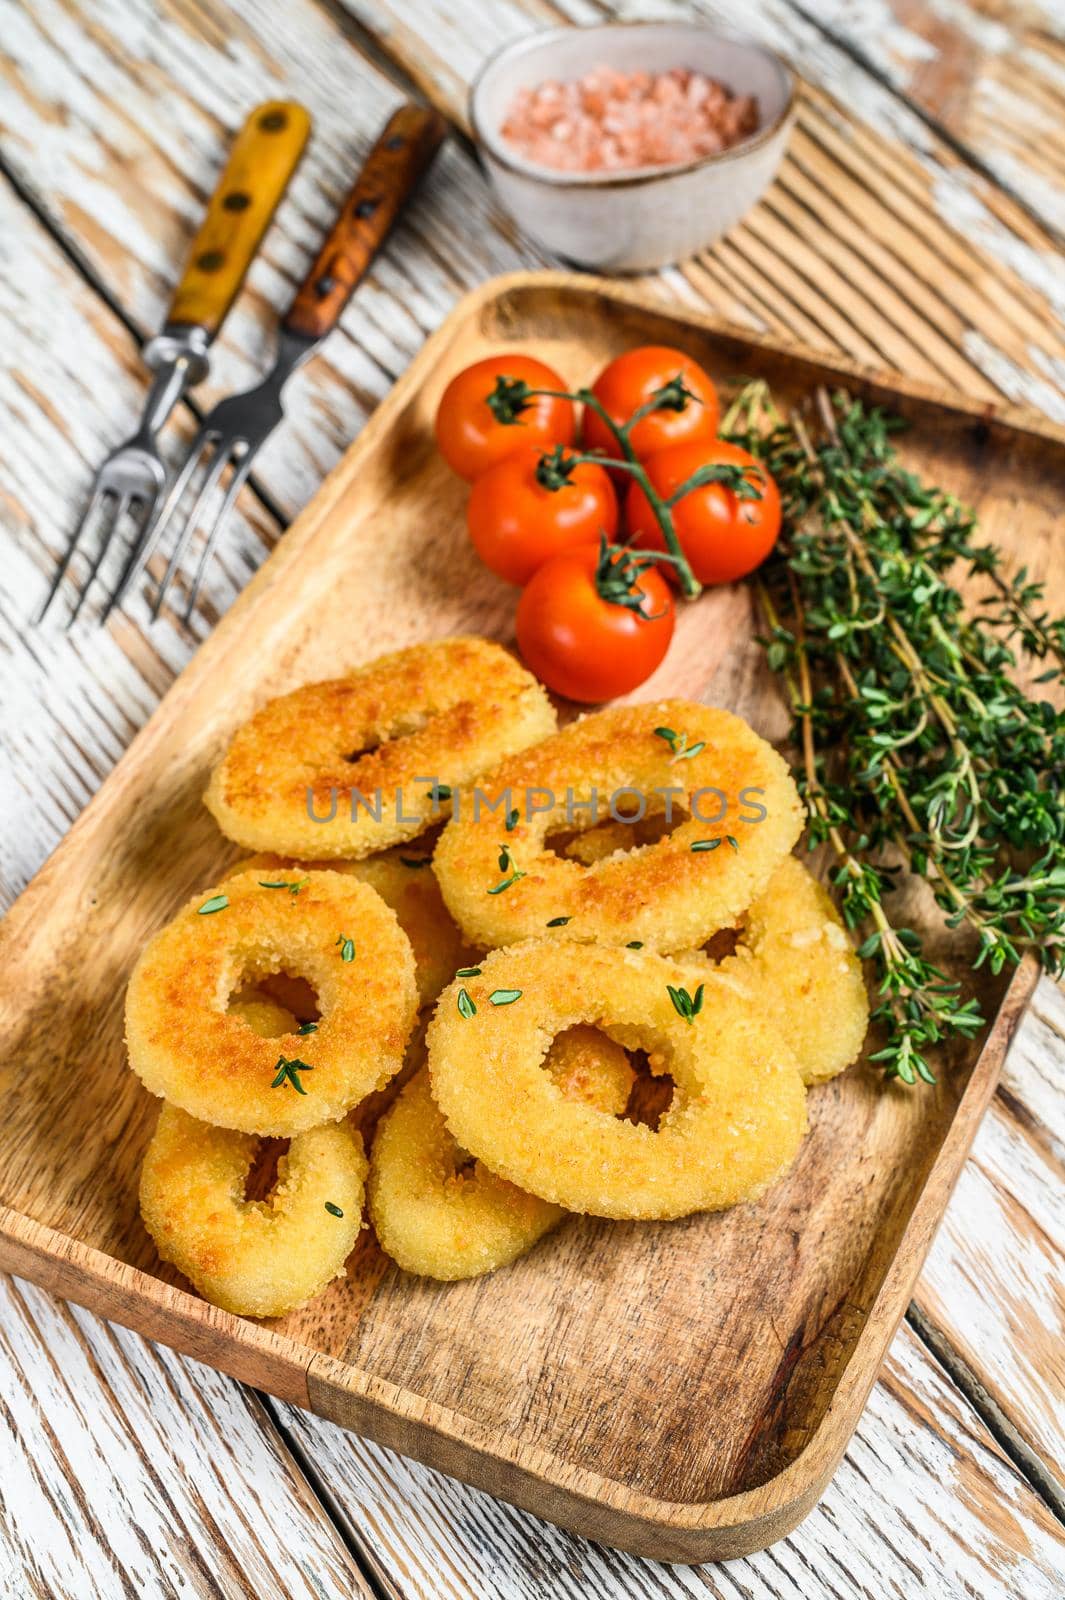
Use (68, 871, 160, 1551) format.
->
(500, 66, 759, 174)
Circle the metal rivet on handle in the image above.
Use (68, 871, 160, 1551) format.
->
(222, 191, 251, 212)
(315, 275, 337, 298)
(386, 135, 405, 150)
(259, 110, 288, 132)
(197, 250, 225, 272)
(354, 198, 380, 219)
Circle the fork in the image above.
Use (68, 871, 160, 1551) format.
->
(107, 102, 446, 627)
(39, 99, 311, 626)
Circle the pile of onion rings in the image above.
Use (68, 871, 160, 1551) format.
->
(433, 701, 803, 953)
(368, 1026, 633, 1280)
(124, 638, 868, 1312)
(205, 637, 556, 859)
(125, 868, 418, 1136)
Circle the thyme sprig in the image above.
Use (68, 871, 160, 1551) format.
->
(724, 381, 1064, 1085)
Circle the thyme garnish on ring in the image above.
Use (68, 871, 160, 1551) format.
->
(197, 894, 228, 915)
(667, 983, 704, 1024)
(271, 1056, 314, 1094)
(724, 380, 1065, 1085)
(259, 878, 308, 896)
(335, 934, 355, 962)
(488, 844, 526, 895)
(654, 726, 705, 762)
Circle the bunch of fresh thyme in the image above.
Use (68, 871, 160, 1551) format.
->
(722, 381, 1065, 1085)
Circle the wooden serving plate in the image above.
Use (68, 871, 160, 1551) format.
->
(1, 273, 1059, 1563)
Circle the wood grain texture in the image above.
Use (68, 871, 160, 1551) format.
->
(799, 0, 1065, 236)
(0, 275, 1059, 1560)
(277, 1320, 1065, 1599)
(0, 1274, 373, 1600)
(166, 100, 311, 337)
(284, 103, 447, 341)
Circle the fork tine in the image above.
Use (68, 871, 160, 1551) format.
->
(150, 443, 234, 621)
(66, 492, 127, 628)
(37, 481, 114, 623)
(181, 451, 255, 623)
(100, 432, 214, 625)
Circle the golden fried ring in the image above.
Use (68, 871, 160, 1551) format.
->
(140, 1104, 366, 1317)
(229, 848, 476, 1009)
(126, 869, 417, 1136)
(679, 855, 869, 1086)
(204, 637, 557, 859)
(433, 701, 803, 953)
(428, 941, 807, 1220)
(369, 1026, 633, 1279)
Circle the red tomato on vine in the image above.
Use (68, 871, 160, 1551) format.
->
(582, 346, 720, 462)
(466, 445, 617, 586)
(626, 439, 781, 585)
(515, 540, 674, 703)
(435, 355, 575, 481)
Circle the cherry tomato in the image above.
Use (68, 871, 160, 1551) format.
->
(582, 345, 720, 463)
(626, 439, 781, 585)
(435, 355, 575, 481)
(466, 446, 618, 587)
(515, 542, 674, 703)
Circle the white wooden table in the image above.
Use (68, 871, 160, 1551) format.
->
(1, 2, 1063, 1595)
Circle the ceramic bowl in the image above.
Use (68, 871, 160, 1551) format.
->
(469, 23, 795, 273)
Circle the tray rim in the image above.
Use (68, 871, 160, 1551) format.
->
(0, 269, 1054, 1560)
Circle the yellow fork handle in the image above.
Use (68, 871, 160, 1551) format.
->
(166, 100, 311, 339)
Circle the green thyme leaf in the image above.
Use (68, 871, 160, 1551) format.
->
(690, 839, 722, 852)
(399, 856, 432, 869)
(271, 1056, 314, 1093)
(505, 808, 520, 831)
(258, 878, 308, 896)
(197, 894, 229, 915)
(626, 940, 644, 949)
(666, 985, 700, 1025)
(488, 989, 522, 1006)
(336, 935, 355, 962)
(324, 1201, 344, 1218)
(546, 915, 571, 927)
(296, 1021, 319, 1035)
(457, 988, 477, 1019)
(455, 966, 482, 978)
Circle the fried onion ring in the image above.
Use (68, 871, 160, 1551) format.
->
(140, 1104, 366, 1317)
(679, 855, 869, 1085)
(229, 847, 475, 1008)
(428, 941, 806, 1219)
(433, 702, 803, 953)
(369, 1026, 633, 1279)
(204, 637, 556, 859)
(126, 869, 417, 1136)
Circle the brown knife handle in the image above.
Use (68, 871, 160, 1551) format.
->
(283, 104, 446, 343)
(167, 101, 311, 339)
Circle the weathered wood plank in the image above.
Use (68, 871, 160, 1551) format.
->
(801, 0, 1065, 236)
(0, 1276, 373, 1600)
(275, 1318, 1065, 1599)
(914, 979, 1065, 1486)
(339, 0, 1065, 415)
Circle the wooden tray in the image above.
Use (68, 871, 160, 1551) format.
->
(1, 273, 1059, 1563)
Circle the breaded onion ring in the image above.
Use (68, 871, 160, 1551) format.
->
(428, 941, 807, 1219)
(369, 1026, 633, 1279)
(434, 702, 803, 953)
(204, 637, 556, 859)
(125, 869, 417, 1136)
(229, 847, 475, 1008)
(679, 855, 869, 1085)
(140, 1104, 366, 1317)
